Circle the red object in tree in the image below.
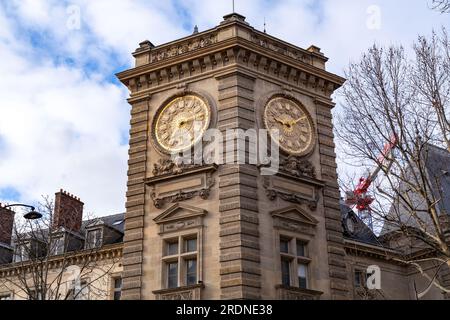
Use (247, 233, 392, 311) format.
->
(345, 134, 398, 226)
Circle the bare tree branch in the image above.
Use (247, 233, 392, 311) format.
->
(430, 0, 450, 13)
(337, 28, 450, 298)
(0, 196, 121, 300)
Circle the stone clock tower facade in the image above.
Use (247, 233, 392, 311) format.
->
(117, 13, 347, 300)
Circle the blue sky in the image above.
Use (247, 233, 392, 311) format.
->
(0, 0, 449, 216)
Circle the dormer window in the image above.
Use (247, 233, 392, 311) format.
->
(50, 236, 65, 256)
(14, 240, 45, 262)
(86, 228, 103, 249)
(14, 243, 30, 262)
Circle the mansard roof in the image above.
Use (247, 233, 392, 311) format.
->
(340, 202, 380, 246)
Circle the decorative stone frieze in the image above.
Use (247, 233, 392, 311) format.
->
(275, 285, 323, 300)
(153, 284, 204, 300)
(146, 164, 217, 209)
(262, 173, 323, 211)
(149, 34, 218, 64)
(280, 156, 316, 179)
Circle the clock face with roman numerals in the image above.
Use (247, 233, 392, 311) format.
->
(154, 95, 211, 154)
(263, 96, 315, 156)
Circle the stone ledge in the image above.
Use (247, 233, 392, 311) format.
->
(120, 288, 141, 300)
(275, 285, 323, 300)
(153, 284, 204, 300)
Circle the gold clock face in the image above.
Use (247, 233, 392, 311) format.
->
(154, 95, 211, 154)
(264, 97, 315, 156)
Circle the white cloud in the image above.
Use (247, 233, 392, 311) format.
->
(77, 0, 188, 64)
(0, 56, 129, 215)
(0, 0, 449, 217)
(11, 0, 52, 25)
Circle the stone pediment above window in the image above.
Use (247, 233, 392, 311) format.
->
(154, 203, 207, 235)
(85, 219, 105, 229)
(271, 205, 318, 235)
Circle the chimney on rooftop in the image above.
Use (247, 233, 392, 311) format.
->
(53, 189, 84, 232)
(0, 204, 15, 246)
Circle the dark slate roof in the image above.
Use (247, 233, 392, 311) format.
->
(425, 144, 450, 215)
(12, 213, 125, 243)
(340, 202, 380, 246)
(81, 213, 125, 234)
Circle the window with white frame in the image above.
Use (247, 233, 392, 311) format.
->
(13, 243, 30, 262)
(162, 235, 199, 289)
(86, 228, 103, 249)
(279, 236, 311, 289)
(50, 235, 65, 255)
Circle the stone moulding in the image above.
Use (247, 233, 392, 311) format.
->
(271, 205, 318, 236)
(0, 244, 123, 277)
(153, 203, 207, 235)
(280, 156, 317, 179)
(262, 169, 324, 211)
(149, 33, 219, 64)
(250, 33, 326, 66)
(152, 158, 196, 176)
(146, 164, 218, 209)
(343, 239, 402, 262)
(117, 35, 345, 99)
(153, 284, 204, 300)
(120, 47, 341, 98)
(275, 285, 323, 300)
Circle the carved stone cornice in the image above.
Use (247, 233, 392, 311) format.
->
(118, 42, 344, 99)
(344, 239, 403, 262)
(116, 16, 345, 99)
(125, 16, 327, 69)
(0, 244, 123, 277)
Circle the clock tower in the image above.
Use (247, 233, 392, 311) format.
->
(117, 13, 347, 300)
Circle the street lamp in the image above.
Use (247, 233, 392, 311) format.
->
(4, 204, 43, 220)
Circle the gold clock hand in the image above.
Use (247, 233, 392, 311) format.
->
(289, 116, 307, 126)
(178, 115, 197, 127)
(274, 117, 289, 126)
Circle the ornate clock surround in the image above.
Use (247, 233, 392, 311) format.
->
(151, 90, 217, 156)
(259, 91, 317, 158)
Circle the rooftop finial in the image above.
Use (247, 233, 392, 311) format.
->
(193, 25, 199, 34)
(264, 17, 266, 33)
(232, 0, 235, 12)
